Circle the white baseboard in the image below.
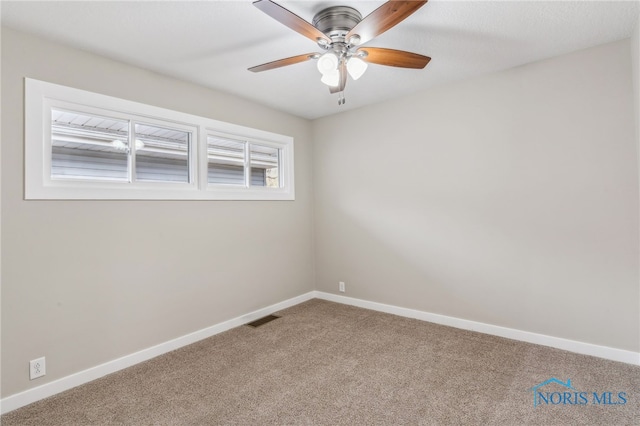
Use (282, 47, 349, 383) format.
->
(0, 291, 316, 415)
(314, 291, 640, 366)
(3, 290, 638, 414)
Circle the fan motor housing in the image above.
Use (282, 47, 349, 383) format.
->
(312, 6, 362, 41)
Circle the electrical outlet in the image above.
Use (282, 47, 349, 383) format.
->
(339, 281, 345, 292)
(30, 357, 46, 380)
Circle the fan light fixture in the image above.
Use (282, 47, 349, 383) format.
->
(346, 57, 367, 80)
(249, 0, 431, 104)
(321, 70, 340, 86)
(316, 52, 368, 87)
(317, 52, 342, 87)
(317, 52, 338, 75)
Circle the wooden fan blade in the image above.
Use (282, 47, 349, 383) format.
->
(358, 47, 431, 69)
(249, 53, 317, 73)
(329, 62, 348, 93)
(254, 0, 331, 44)
(346, 1, 428, 46)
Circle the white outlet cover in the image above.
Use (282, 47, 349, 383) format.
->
(30, 357, 46, 380)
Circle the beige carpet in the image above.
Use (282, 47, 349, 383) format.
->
(2, 299, 639, 425)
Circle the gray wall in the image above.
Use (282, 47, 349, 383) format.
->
(632, 15, 640, 355)
(3, 26, 640, 402)
(634, 15, 640, 175)
(312, 39, 640, 352)
(631, 15, 640, 160)
(1, 28, 315, 397)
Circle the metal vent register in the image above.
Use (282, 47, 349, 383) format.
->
(246, 315, 280, 328)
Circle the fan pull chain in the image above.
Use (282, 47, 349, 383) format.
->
(338, 92, 346, 106)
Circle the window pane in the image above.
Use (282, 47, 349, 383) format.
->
(208, 136, 245, 185)
(135, 123, 190, 183)
(250, 144, 279, 188)
(251, 168, 266, 186)
(51, 109, 129, 181)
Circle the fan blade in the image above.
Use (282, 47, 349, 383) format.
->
(249, 53, 317, 73)
(346, 1, 428, 46)
(254, 0, 331, 45)
(358, 47, 431, 69)
(329, 61, 348, 94)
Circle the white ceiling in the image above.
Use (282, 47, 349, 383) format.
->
(2, 1, 639, 119)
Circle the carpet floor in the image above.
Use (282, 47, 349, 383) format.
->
(2, 299, 639, 425)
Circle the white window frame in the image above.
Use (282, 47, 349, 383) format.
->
(25, 78, 295, 200)
(204, 130, 291, 191)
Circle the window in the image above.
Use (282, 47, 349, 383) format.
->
(25, 78, 294, 200)
(206, 136, 281, 188)
(134, 123, 191, 183)
(51, 109, 193, 184)
(250, 144, 279, 188)
(51, 109, 130, 182)
(207, 136, 246, 186)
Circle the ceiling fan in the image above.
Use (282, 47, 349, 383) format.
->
(248, 0, 431, 105)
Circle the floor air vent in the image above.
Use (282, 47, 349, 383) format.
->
(246, 315, 280, 328)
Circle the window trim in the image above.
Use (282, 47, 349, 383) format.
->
(25, 78, 295, 200)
